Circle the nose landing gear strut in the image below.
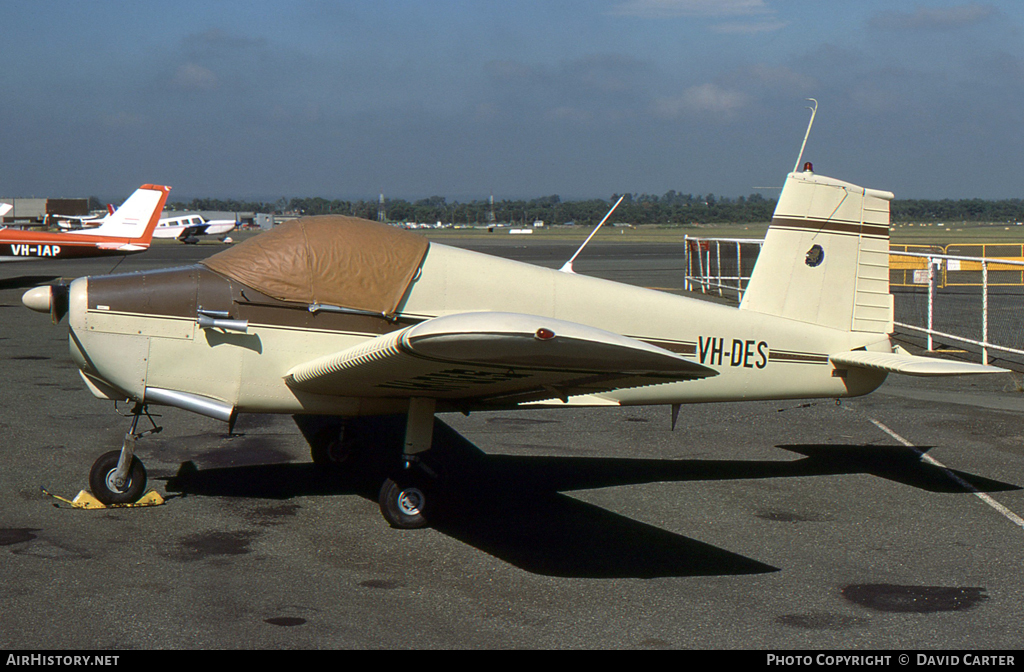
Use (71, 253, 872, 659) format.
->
(88, 403, 162, 505)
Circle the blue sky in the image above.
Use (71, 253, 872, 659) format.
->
(2, 1, 1023, 201)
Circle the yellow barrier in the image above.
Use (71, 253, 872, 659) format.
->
(943, 244, 1024, 286)
(890, 243, 1024, 287)
(890, 245, 943, 287)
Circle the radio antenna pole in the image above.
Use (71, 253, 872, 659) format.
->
(559, 195, 625, 273)
(793, 98, 818, 173)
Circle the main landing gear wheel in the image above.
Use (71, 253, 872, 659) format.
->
(310, 425, 358, 468)
(378, 477, 429, 529)
(89, 450, 147, 505)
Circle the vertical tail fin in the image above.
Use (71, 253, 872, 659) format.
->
(82, 184, 170, 241)
(739, 168, 894, 334)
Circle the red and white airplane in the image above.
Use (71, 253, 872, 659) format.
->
(0, 184, 170, 263)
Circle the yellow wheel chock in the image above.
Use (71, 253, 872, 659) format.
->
(41, 487, 165, 509)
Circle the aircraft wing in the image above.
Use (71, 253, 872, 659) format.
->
(177, 225, 209, 239)
(830, 349, 1007, 376)
(284, 312, 717, 405)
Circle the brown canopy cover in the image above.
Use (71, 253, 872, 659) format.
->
(200, 215, 429, 315)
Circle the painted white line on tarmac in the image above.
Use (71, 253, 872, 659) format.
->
(868, 417, 1024, 530)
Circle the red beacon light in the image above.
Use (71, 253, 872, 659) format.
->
(534, 328, 556, 341)
(803, 162, 813, 173)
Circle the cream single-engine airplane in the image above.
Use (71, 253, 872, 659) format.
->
(23, 165, 1005, 528)
(2, 184, 170, 262)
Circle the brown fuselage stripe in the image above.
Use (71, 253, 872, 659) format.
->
(772, 217, 889, 239)
(640, 338, 828, 365)
(769, 351, 830, 364)
(637, 339, 696, 356)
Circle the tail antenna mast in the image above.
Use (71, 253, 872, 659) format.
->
(793, 98, 818, 173)
(559, 195, 625, 273)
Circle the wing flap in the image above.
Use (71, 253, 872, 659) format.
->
(285, 311, 717, 402)
(830, 349, 1007, 376)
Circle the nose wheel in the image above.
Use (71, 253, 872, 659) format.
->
(88, 402, 161, 506)
(89, 450, 147, 505)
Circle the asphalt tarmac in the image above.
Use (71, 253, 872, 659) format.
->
(2, 233, 1023, 650)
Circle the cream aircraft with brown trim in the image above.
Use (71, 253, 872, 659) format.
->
(23, 165, 1004, 528)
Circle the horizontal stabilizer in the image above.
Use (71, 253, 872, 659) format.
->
(285, 311, 717, 404)
(830, 349, 1007, 376)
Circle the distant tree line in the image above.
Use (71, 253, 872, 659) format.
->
(162, 193, 1024, 226)
(890, 199, 1024, 224)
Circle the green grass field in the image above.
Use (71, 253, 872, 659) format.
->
(203, 220, 1024, 249)
(416, 221, 1024, 246)
(890, 222, 1024, 245)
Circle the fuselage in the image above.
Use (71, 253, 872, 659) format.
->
(0, 228, 150, 262)
(153, 215, 236, 240)
(67, 241, 890, 417)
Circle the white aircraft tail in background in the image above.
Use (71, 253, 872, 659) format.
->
(72, 186, 170, 243)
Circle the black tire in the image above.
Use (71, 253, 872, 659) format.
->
(309, 425, 358, 468)
(378, 477, 429, 529)
(89, 450, 147, 505)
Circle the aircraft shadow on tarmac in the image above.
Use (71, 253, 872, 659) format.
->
(163, 417, 1019, 580)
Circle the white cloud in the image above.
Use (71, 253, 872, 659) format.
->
(547, 106, 595, 123)
(711, 19, 788, 34)
(172, 62, 218, 91)
(611, 0, 770, 19)
(869, 4, 996, 31)
(102, 111, 146, 129)
(733, 64, 817, 92)
(653, 83, 749, 117)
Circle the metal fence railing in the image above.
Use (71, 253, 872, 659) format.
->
(888, 251, 1024, 365)
(682, 236, 763, 300)
(683, 235, 1024, 368)
(891, 243, 1024, 289)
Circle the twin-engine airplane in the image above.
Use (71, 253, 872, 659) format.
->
(1, 184, 170, 262)
(23, 165, 1005, 528)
